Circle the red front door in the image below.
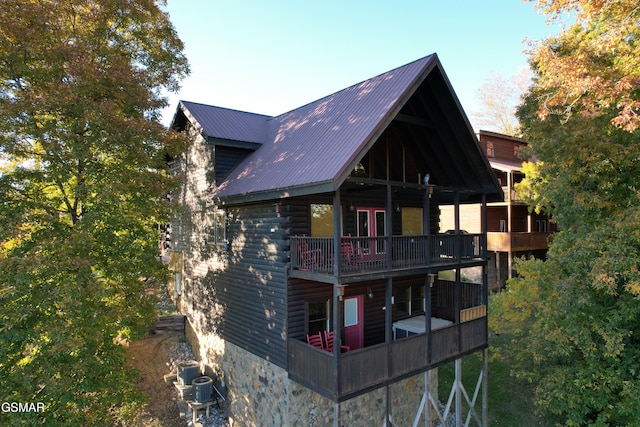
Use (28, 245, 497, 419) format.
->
(344, 295, 364, 350)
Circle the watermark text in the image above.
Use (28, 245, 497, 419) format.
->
(2, 402, 45, 413)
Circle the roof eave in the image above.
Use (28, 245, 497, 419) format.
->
(214, 180, 336, 206)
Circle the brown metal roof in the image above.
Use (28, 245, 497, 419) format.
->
(176, 54, 502, 204)
(179, 101, 269, 144)
(211, 55, 438, 201)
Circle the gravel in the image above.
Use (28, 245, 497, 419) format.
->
(156, 283, 230, 427)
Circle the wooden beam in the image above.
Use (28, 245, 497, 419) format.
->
(395, 113, 437, 128)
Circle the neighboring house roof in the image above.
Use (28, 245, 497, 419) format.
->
(173, 54, 502, 205)
(490, 159, 524, 173)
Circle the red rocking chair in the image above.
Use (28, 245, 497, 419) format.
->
(323, 330, 350, 353)
(306, 332, 325, 350)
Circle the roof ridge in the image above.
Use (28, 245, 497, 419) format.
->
(180, 100, 273, 119)
(271, 54, 437, 120)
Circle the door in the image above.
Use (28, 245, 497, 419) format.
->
(357, 207, 386, 255)
(344, 295, 364, 350)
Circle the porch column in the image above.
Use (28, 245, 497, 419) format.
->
(386, 183, 392, 269)
(425, 274, 433, 363)
(333, 191, 341, 276)
(423, 186, 431, 265)
(481, 193, 488, 307)
(507, 172, 513, 280)
(332, 191, 343, 387)
(332, 283, 343, 392)
(454, 191, 461, 325)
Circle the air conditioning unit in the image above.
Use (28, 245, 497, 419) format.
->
(192, 376, 214, 403)
(177, 361, 200, 385)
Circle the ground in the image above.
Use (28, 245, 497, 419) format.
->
(126, 331, 187, 427)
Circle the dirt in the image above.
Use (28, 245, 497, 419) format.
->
(125, 331, 188, 427)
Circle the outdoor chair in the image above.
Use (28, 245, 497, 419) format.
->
(323, 330, 350, 353)
(306, 332, 324, 350)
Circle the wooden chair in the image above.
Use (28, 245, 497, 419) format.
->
(340, 240, 363, 269)
(298, 239, 323, 271)
(306, 332, 325, 350)
(323, 330, 350, 353)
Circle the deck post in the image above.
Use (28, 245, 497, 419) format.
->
(333, 191, 341, 276)
(423, 186, 431, 265)
(483, 348, 488, 427)
(455, 358, 462, 427)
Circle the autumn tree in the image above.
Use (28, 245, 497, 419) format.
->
(0, 1, 188, 425)
(491, 1, 640, 425)
(470, 68, 531, 136)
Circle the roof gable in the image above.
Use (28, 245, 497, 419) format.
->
(212, 55, 438, 202)
(178, 101, 270, 144)
(173, 54, 502, 204)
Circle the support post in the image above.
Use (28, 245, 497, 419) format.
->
(455, 358, 462, 427)
(483, 348, 488, 427)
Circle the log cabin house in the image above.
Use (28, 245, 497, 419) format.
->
(441, 130, 556, 289)
(165, 54, 502, 426)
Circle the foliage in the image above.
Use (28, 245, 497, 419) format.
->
(527, 0, 640, 131)
(0, 1, 188, 425)
(492, 1, 640, 424)
(471, 68, 532, 136)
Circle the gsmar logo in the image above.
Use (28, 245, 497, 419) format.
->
(2, 402, 45, 413)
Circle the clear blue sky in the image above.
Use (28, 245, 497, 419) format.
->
(161, 1, 563, 128)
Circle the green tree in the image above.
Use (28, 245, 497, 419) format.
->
(0, 1, 188, 425)
(491, 1, 640, 425)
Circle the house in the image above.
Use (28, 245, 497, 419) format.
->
(440, 130, 555, 289)
(165, 54, 502, 426)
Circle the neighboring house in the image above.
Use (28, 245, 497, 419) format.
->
(165, 54, 502, 426)
(441, 130, 555, 289)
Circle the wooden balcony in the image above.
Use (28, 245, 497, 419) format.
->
(487, 231, 551, 252)
(287, 316, 487, 402)
(290, 234, 484, 279)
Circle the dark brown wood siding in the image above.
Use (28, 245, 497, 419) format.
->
(215, 202, 291, 368)
(287, 278, 333, 341)
(214, 145, 252, 184)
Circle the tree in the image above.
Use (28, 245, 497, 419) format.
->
(491, 1, 640, 425)
(527, 0, 640, 131)
(0, 1, 188, 425)
(470, 68, 531, 136)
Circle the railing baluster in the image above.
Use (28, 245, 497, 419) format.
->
(291, 234, 485, 274)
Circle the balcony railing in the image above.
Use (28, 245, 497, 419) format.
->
(502, 186, 521, 202)
(288, 317, 487, 401)
(290, 234, 484, 275)
(487, 231, 551, 252)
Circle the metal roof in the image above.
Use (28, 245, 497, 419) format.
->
(211, 55, 437, 201)
(179, 101, 269, 144)
(175, 54, 503, 204)
(490, 159, 524, 173)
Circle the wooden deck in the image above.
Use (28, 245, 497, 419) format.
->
(290, 234, 484, 278)
(287, 317, 487, 402)
(487, 231, 551, 252)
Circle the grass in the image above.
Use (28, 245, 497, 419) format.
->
(437, 333, 548, 426)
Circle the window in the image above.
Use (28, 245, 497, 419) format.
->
(536, 220, 547, 232)
(308, 300, 330, 335)
(401, 208, 423, 235)
(500, 219, 507, 232)
(486, 141, 494, 157)
(311, 204, 334, 237)
(395, 284, 425, 318)
(207, 208, 227, 245)
(514, 144, 520, 158)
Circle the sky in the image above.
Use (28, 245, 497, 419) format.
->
(161, 1, 566, 129)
